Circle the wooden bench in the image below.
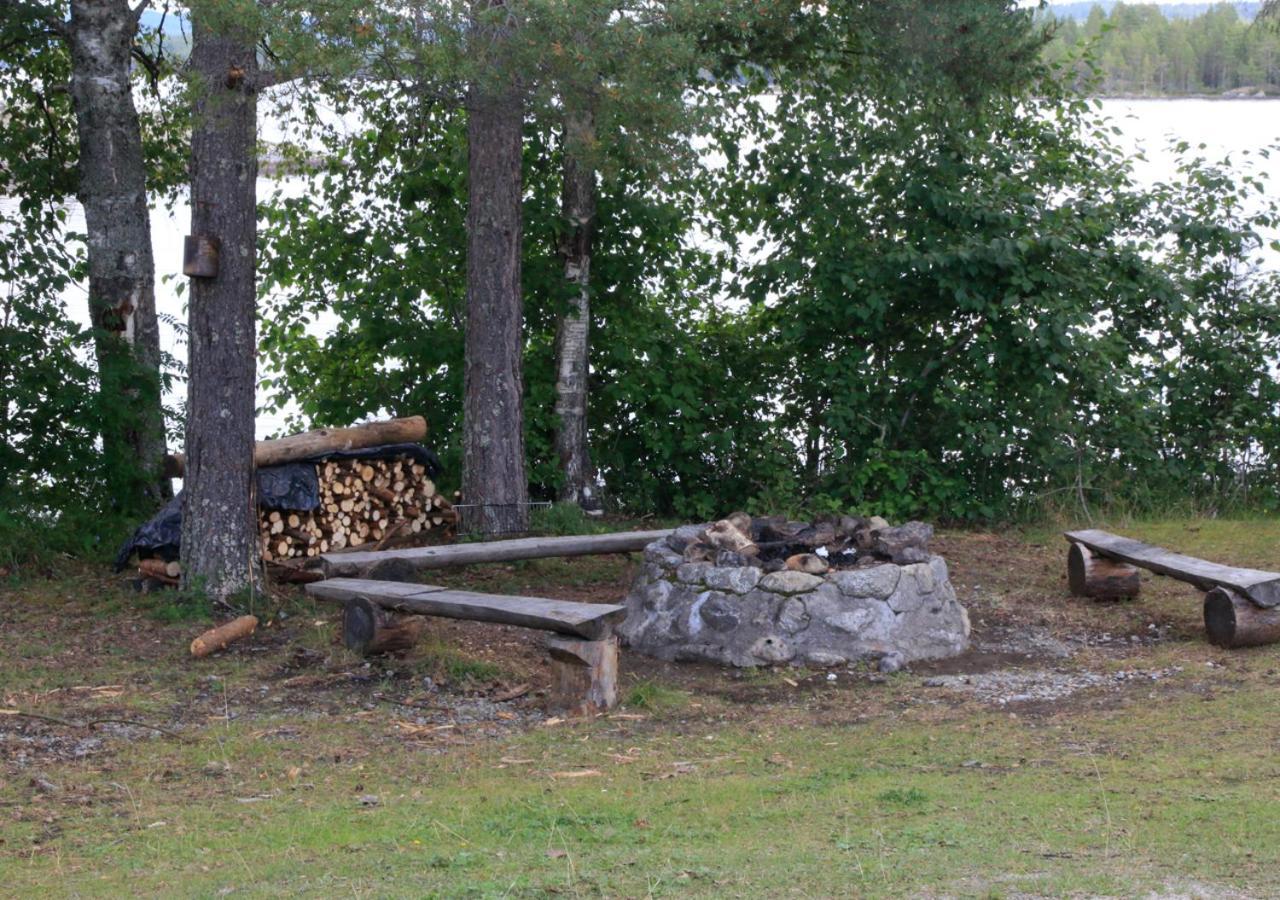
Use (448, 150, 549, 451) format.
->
(306, 578, 627, 715)
(320, 530, 672, 580)
(1063, 529, 1280, 648)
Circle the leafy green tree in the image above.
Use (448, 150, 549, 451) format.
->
(0, 0, 183, 514)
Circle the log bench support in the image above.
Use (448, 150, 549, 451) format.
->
(1204, 587, 1280, 649)
(343, 595, 426, 656)
(1068, 542, 1141, 600)
(546, 635, 618, 717)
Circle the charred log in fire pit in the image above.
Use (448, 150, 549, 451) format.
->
(673, 514, 934, 571)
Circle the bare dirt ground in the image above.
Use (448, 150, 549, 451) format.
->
(0, 524, 1252, 774)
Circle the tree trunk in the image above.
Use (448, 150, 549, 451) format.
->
(181, 16, 261, 601)
(553, 109, 598, 510)
(462, 8, 528, 535)
(65, 0, 168, 509)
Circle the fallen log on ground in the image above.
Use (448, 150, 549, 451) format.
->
(190, 615, 259, 658)
(1067, 542, 1141, 600)
(320, 530, 672, 579)
(1063, 529, 1280, 608)
(1204, 586, 1280, 649)
(164, 415, 427, 477)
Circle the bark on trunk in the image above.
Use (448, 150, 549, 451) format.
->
(65, 0, 168, 508)
(181, 16, 261, 601)
(553, 109, 598, 509)
(462, 7, 528, 535)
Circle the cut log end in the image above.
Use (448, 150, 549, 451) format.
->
(1067, 542, 1141, 600)
(342, 596, 424, 656)
(546, 634, 619, 717)
(1204, 587, 1280, 649)
(190, 615, 259, 658)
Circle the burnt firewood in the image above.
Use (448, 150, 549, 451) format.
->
(682, 541, 717, 563)
(871, 521, 933, 565)
(666, 523, 709, 554)
(834, 515, 863, 540)
(786, 553, 829, 575)
(705, 519, 758, 556)
(793, 522, 837, 549)
(754, 517, 806, 544)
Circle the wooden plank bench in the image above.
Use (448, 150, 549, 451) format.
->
(319, 530, 672, 580)
(306, 578, 627, 715)
(1063, 529, 1280, 648)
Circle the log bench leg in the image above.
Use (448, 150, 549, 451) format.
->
(1204, 587, 1280, 649)
(343, 596, 425, 655)
(1068, 542, 1141, 600)
(546, 634, 618, 716)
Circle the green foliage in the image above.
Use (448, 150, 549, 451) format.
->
(257, 0, 1280, 523)
(0, 4, 190, 559)
(704, 7, 1280, 521)
(527, 503, 609, 536)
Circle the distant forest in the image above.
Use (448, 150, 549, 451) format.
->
(1048, 1, 1261, 21)
(1045, 3, 1280, 95)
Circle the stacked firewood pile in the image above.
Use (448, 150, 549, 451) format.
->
(260, 455, 455, 561)
(674, 513, 934, 573)
(127, 416, 455, 586)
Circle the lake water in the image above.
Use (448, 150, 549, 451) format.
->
(6, 98, 1280, 439)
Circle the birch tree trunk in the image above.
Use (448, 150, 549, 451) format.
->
(181, 14, 261, 600)
(553, 109, 598, 509)
(65, 0, 168, 508)
(462, 1, 529, 534)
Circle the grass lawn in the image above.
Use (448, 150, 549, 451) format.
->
(2, 517, 1279, 897)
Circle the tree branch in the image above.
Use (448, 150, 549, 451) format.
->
(1, 708, 192, 742)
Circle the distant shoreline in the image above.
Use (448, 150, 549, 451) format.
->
(1090, 94, 1277, 101)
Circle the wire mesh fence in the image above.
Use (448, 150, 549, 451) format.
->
(452, 502, 552, 537)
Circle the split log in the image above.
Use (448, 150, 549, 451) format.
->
(546, 635, 618, 716)
(190, 615, 259, 658)
(165, 415, 427, 476)
(785, 553, 829, 575)
(704, 519, 758, 556)
(1067, 542, 1141, 600)
(342, 596, 426, 655)
(139, 558, 181, 581)
(1204, 587, 1280, 649)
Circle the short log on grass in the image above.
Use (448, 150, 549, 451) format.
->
(342, 596, 426, 655)
(1067, 542, 1141, 600)
(546, 635, 618, 717)
(190, 615, 259, 658)
(1204, 587, 1280, 649)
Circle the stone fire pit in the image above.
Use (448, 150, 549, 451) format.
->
(618, 518, 970, 668)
